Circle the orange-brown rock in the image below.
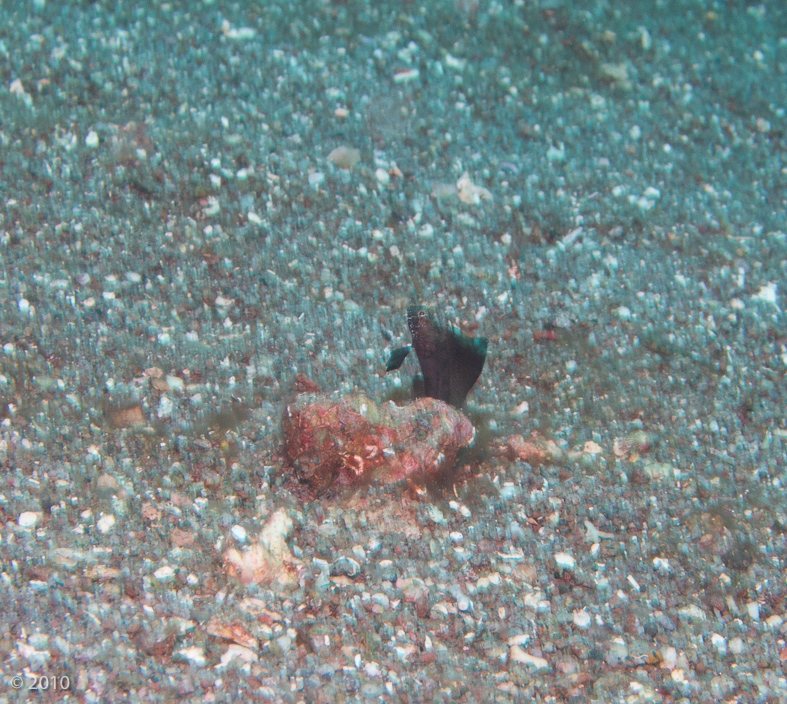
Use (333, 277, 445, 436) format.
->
(282, 393, 475, 492)
(502, 433, 565, 466)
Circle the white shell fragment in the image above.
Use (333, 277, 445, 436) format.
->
(327, 146, 360, 169)
(231, 525, 248, 543)
(153, 565, 176, 583)
(573, 609, 592, 629)
(18, 512, 41, 529)
(223, 509, 300, 588)
(456, 172, 493, 204)
(96, 514, 116, 534)
(752, 282, 779, 309)
(509, 646, 549, 670)
(554, 552, 577, 571)
(174, 646, 206, 668)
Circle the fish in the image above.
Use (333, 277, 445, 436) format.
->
(386, 306, 488, 407)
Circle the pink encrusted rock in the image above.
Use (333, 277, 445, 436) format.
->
(282, 393, 475, 492)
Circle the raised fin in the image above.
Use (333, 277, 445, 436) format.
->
(407, 306, 487, 407)
(444, 325, 488, 407)
(385, 345, 412, 372)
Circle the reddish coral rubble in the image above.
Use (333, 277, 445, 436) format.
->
(282, 393, 475, 492)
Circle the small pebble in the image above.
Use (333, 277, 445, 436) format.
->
(18, 511, 41, 529)
(678, 604, 706, 623)
(392, 68, 419, 83)
(476, 573, 501, 592)
(174, 646, 206, 668)
(752, 282, 778, 307)
(364, 662, 381, 678)
(377, 560, 398, 582)
(509, 646, 549, 670)
(554, 552, 576, 571)
(426, 505, 446, 524)
(274, 635, 292, 654)
(418, 223, 434, 239)
(154, 565, 176, 583)
(327, 145, 360, 169)
(652, 611, 676, 631)
(499, 482, 519, 500)
(661, 645, 678, 669)
(514, 401, 529, 416)
(371, 593, 390, 609)
(221, 644, 259, 665)
(96, 514, 116, 534)
(711, 633, 727, 655)
(573, 610, 591, 629)
(606, 637, 628, 666)
(652, 557, 670, 573)
(616, 305, 632, 320)
(331, 556, 361, 578)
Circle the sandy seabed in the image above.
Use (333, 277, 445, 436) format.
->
(1, 1, 786, 702)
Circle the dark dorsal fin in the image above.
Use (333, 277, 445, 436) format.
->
(444, 323, 488, 407)
(406, 306, 487, 406)
(385, 345, 411, 372)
